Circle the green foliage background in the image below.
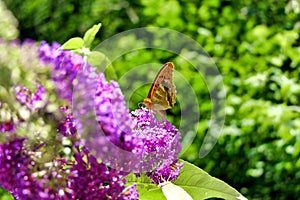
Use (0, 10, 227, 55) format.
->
(1, 0, 300, 199)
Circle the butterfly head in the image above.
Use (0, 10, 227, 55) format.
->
(143, 97, 152, 110)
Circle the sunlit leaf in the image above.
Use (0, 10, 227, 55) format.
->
(83, 23, 102, 48)
(87, 50, 106, 66)
(61, 37, 84, 50)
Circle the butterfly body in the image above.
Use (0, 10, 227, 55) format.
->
(143, 62, 176, 115)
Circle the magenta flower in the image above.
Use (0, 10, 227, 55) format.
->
(0, 120, 16, 133)
(146, 161, 183, 185)
(58, 112, 77, 137)
(14, 84, 46, 111)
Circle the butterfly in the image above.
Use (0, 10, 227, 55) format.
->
(143, 62, 176, 116)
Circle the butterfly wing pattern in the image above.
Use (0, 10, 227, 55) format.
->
(143, 62, 176, 115)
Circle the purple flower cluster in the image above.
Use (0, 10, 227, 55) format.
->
(14, 84, 46, 111)
(131, 108, 182, 183)
(38, 42, 141, 197)
(0, 138, 60, 199)
(146, 161, 183, 185)
(132, 108, 181, 164)
(39, 41, 85, 103)
(58, 111, 77, 137)
(69, 66, 143, 172)
(0, 84, 45, 134)
(0, 137, 139, 199)
(94, 73, 143, 152)
(64, 147, 139, 200)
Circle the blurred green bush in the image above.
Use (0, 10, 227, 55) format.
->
(1, 0, 300, 199)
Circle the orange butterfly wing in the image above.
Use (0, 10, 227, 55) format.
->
(143, 62, 176, 114)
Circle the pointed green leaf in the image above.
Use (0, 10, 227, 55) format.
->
(173, 160, 248, 200)
(83, 23, 102, 48)
(61, 37, 84, 50)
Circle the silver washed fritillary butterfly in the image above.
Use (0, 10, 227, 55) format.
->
(143, 62, 176, 116)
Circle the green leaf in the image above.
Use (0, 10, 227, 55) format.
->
(86, 51, 106, 66)
(173, 160, 247, 200)
(60, 37, 84, 50)
(126, 173, 165, 200)
(0, 187, 14, 200)
(83, 23, 102, 48)
(104, 64, 118, 82)
(126, 160, 247, 200)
